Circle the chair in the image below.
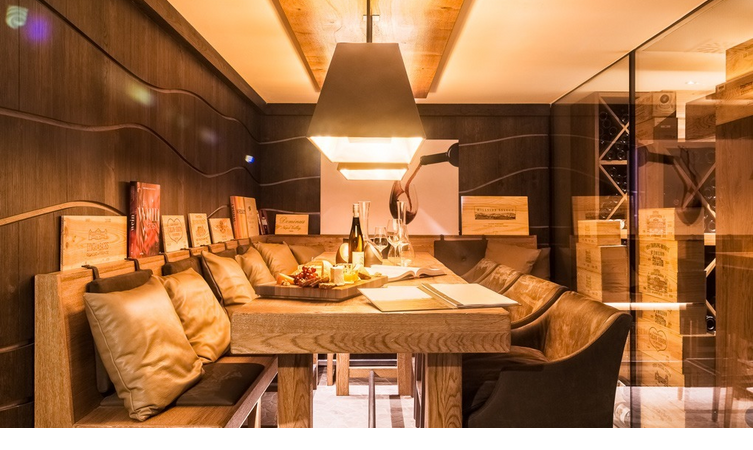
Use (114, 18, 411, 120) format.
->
(497, 273, 568, 328)
(462, 291, 632, 427)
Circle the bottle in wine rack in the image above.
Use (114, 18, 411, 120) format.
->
(348, 203, 365, 266)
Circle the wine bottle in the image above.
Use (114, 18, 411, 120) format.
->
(348, 203, 365, 266)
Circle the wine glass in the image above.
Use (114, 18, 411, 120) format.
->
(372, 226, 389, 256)
(386, 219, 402, 265)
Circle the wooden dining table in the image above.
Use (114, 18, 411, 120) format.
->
(229, 252, 511, 428)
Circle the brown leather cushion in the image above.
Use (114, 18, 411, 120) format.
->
(87, 270, 153, 395)
(212, 248, 237, 259)
(84, 277, 203, 421)
(485, 241, 541, 274)
(530, 247, 551, 280)
(434, 238, 487, 277)
(201, 251, 256, 306)
(100, 361, 265, 407)
(479, 264, 522, 294)
(159, 268, 231, 363)
(542, 291, 616, 361)
(461, 258, 498, 283)
(462, 347, 548, 415)
(235, 246, 276, 286)
(505, 275, 566, 326)
(287, 243, 325, 264)
(254, 242, 299, 277)
(163, 257, 224, 301)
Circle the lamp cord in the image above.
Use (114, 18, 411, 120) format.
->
(366, 0, 373, 43)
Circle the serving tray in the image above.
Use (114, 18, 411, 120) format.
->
(254, 276, 388, 302)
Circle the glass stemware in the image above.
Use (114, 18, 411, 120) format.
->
(372, 226, 389, 257)
(395, 201, 415, 266)
(386, 218, 402, 265)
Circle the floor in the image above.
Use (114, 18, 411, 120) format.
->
(260, 364, 416, 428)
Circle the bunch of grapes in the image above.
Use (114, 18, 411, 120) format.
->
(293, 266, 318, 286)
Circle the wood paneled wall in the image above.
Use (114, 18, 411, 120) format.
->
(0, 0, 262, 426)
(261, 104, 551, 245)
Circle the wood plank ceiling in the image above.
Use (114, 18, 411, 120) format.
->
(273, 0, 465, 98)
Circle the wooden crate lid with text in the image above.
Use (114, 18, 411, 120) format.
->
(60, 216, 128, 271)
(576, 267, 628, 303)
(577, 220, 622, 246)
(461, 196, 528, 236)
(638, 208, 704, 241)
(274, 214, 309, 235)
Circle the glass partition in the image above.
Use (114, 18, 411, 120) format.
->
(552, 0, 753, 428)
(634, 0, 753, 428)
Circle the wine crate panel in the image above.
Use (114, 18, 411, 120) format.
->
(161, 215, 188, 253)
(460, 196, 529, 236)
(636, 351, 686, 387)
(726, 37, 753, 81)
(188, 213, 211, 247)
(638, 208, 704, 241)
(635, 117, 678, 143)
(635, 303, 707, 335)
(635, 91, 676, 123)
(575, 243, 627, 274)
(209, 218, 234, 243)
(685, 96, 716, 141)
(576, 220, 622, 246)
(60, 216, 127, 271)
(571, 195, 626, 232)
(635, 320, 714, 366)
(576, 267, 628, 302)
(638, 239, 704, 274)
(714, 71, 753, 126)
(274, 214, 309, 235)
(637, 267, 706, 303)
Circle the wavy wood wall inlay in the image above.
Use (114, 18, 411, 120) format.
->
(0, 201, 125, 228)
(0, 107, 255, 182)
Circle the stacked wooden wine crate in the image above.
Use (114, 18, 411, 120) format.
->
(635, 208, 713, 426)
(575, 219, 628, 302)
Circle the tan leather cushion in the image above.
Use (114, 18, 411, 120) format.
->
(461, 258, 499, 283)
(254, 242, 299, 277)
(83, 277, 203, 421)
(202, 251, 256, 305)
(235, 246, 276, 286)
(479, 264, 522, 294)
(287, 243, 325, 264)
(505, 274, 565, 325)
(159, 268, 231, 363)
(485, 242, 541, 274)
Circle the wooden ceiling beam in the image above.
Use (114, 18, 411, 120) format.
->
(274, 0, 465, 99)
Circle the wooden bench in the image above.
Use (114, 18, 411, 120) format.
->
(34, 255, 277, 428)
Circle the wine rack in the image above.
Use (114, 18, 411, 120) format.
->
(596, 95, 630, 221)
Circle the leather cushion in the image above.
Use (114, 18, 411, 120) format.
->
(485, 241, 541, 274)
(433, 238, 487, 276)
(212, 248, 237, 259)
(479, 264, 522, 294)
(86, 270, 153, 395)
(530, 247, 551, 280)
(235, 246, 276, 286)
(543, 291, 617, 361)
(461, 258, 498, 283)
(462, 347, 548, 415)
(163, 256, 224, 301)
(254, 242, 299, 277)
(84, 277, 203, 421)
(201, 251, 256, 306)
(504, 274, 566, 326)
(159, 268, 231, 363)
(100, 361, 265, 407)
(287, 243, 325, 265)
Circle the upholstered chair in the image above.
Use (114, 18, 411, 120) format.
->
(501, 274, 568, 328)
(477, 264, 523, 294)
(462, 291, 631, 427)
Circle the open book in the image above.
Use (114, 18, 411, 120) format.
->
(358, 283, 519, 312)
(365, 265, 445, 282)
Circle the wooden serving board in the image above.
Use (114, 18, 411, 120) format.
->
(254, 276, 387, 302)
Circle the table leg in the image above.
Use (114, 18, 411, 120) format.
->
(336, 353, 350, 396)
(397, 353, 413, 397)
(277, 354, 313, 428)
(423, 353, 462, 428)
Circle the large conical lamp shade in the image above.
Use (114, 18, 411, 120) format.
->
(308, 43, 425, 171)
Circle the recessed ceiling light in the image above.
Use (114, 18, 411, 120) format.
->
(686, 81, 698, 85)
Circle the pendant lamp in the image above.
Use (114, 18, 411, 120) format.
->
(307, 4, 425, 181)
